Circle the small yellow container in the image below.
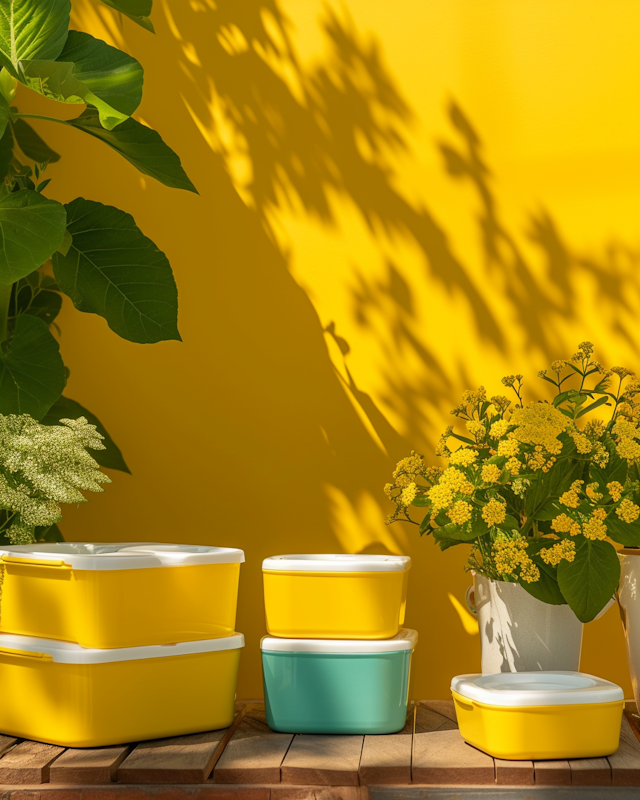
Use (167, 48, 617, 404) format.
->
(0, 632, 244, 747)
(452, 672, 624, 760)
(0, 543, 244, 648)
(263, 554, 411, 639)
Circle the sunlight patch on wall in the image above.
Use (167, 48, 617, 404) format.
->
(325, 485, 410, 556)
(448, 592, 479, 636)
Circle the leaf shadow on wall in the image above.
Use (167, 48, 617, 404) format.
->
(70, 0, 638, 696)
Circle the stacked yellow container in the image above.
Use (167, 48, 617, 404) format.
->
(0, 543, 245, 746)
(261, 554, 417, 733)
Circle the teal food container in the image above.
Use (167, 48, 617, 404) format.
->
(261, 629, 417, 734)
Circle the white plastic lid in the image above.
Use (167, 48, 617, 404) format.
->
(451, 672, 624, 707)
(262, 554, 411, 572)
(0, 543, 245, 571)
(261, 629, 418, 654)
(0, 632, 245, 664)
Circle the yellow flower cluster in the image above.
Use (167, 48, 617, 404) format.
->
(449, 448, 477, 467)
(607, 481, 624, 502)
(510, 403, 569, 455)
(497, 439, 520, 457)
(551, 513, 581, 537)
(613, 418, 640, 463)
(570, 431, 593, 454)
(559, 480, 584, 509)
(400, 483, 418, 506)
(393, 452, 423, 479)
(482, 497, 506, 526)
(490, 419, 510, 439)
(427, 483, 454, 511)
(447, 500, 472, 524)
(586, 483, 603, 502)
(616, 498, 640, 524)
(481, 464, 502, 484)
(492, 537, 540, 582)
(466, 420, 486, 441)
(583, 508, 608, 541)
(540, 539, 576, 566)
(440, 467, 474, 495)
(506, 457, 521, 474)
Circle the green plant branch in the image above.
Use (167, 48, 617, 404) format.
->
(14, 113, 70, 127)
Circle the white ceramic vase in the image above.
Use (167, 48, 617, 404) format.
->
(618, 550, 640, 710)
(468, 573, 584, 674)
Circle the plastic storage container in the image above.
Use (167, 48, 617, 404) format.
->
(262, 629, 417, 733)
(262, 554, 411, 639)
(452, 672, 624, 760)
(0, 543, 244, 648)
(0, 631, 244, 747)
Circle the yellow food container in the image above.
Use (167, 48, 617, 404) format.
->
(263, 554, 411, 639)
(452, 672, 624, 760)
(0, 631, 244, 747)
(0, 543, 244, 648)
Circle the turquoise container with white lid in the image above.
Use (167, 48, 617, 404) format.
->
(261, 629, 417, 734)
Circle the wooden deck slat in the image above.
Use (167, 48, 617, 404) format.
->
(412, 728, 495, 785)
(271, 788, 369, 800)
(213, 705, 293, 784)
(494, 757, 534, 785)
(49, 745, 130, 784)
(117, 728, 232, 784)
(415, 703, 457, 733)
(569, 756, 611, 785)
(418, 699, 458, 723)
(280, 735, 364, 786)
(0, 740, 64, 784)
(359, 706, 414, 785)
(610, 715, 640, 785)
(533, 759, 572, 786)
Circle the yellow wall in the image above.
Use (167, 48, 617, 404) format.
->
(22, 0, 640, 698)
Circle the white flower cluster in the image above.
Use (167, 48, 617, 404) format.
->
(0, 414, 111, 543)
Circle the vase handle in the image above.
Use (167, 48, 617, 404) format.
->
(465, 585, 478, 617)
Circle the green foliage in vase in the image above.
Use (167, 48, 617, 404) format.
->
(0, 413, 110, 545)
(0, 1, 196, 538)
(385, 342, 640, 623)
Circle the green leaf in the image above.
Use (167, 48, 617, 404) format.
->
(604, 512, 640, 547)
(419, 514, 431, 535)
(67, 109, 197, 193)
(496, 514, 519, 532)
(0, 190, 67, 284)
(0, 122, 13, 183)
(557, 537, 620, 622)
(42, 395, 130, 473)
(57, 228, 72, 256)
(590, 433, 627, 492)
(411, 495, 431, 507)
(0, 0, 71, 74)
(0, 68, 17, 102)
(523, 458, 583, 519)
(520, 565, 566, 605)
(98, 0, 155, 33)
(0, 91, 8, 139)
(24, 31, 143, 131)
(576, 395, 610, 418)
(433, 527, 465, 550)
(35, 522, 63, 542)
(11, 118, 61, 162)
(52, 198, 180, 343)
(534, 500, 564, 521)
(0, 314, 65, 419)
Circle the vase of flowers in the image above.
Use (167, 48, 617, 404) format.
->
(385, 341, 640, 672)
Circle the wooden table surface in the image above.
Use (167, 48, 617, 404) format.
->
(0, 700, 638, 798)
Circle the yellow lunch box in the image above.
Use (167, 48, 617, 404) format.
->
(0, 543, 244, 648)
(0, 632, 244, 747)
(263, 554, 411, 639)
(452, 672, 624, 760)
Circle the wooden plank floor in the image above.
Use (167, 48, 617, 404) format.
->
(0, 700, 637, 795)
